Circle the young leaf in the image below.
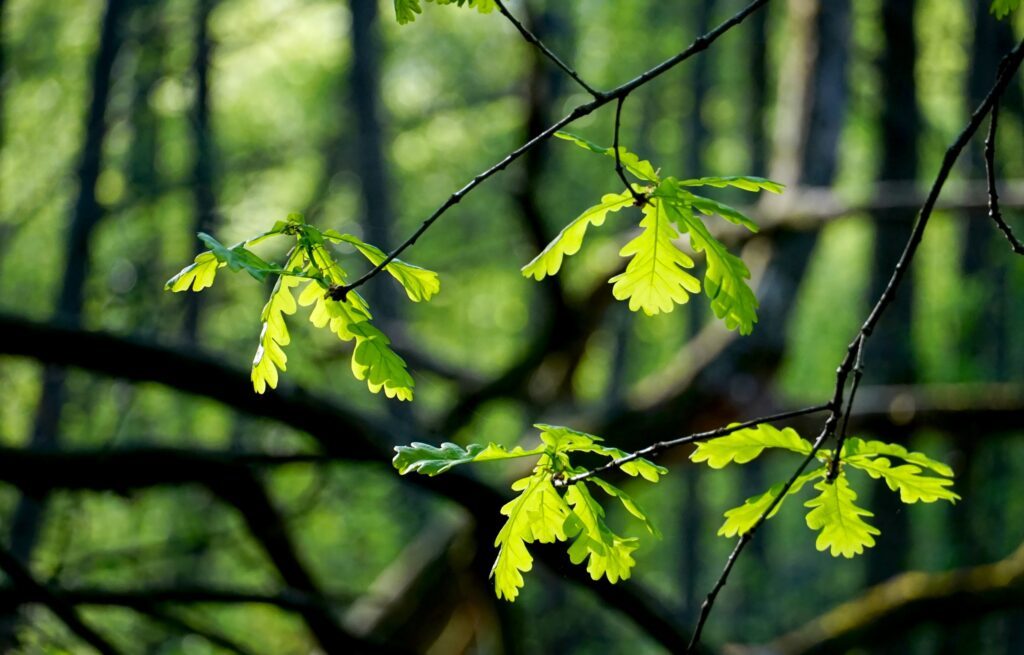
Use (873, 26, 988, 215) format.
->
(521, 190, 635, 281)
(393, 442, 545, 476)
(677, 176, 784, 194)
(580, 444, 668, 482)
(554, 132, 660, 182)
(664, 192, 759, 334)
(609, 196, 701, 315)
(689, 194, 759, 233)
(565, 482, 639, 583)
(690, 424, 812, 469)
(840, 437, 954, 477)
(589, 477, 661, 538)
(804, 475, 880, 558)
(845, 456, 960, 504)
(165, 252, 222, 292)
(718, 469, 823, 538)
(251, 273, 301, 394)
(330, 233, 440, 302)
(394, 0, 422, 23)
(991, 0, 1020, 18)
(348, 321, 415, 401)
(198, 233, 277, 283)
(491, 473, 575, 601)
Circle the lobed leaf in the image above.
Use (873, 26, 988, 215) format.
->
(840, 437, 954, 477)
(396, 0, 496, 24)
(804, 475, 880, 558)
(165, 251, 222, 293)
(718, 469, 823, 538)
(521, 190, 635, 281)
(198, 233, 278, 283)
(663, 190, 759, 333)
(691, 423, 811, 469)
(589, 477, 661, 538)
(609, 196, 701, 315)
(554, 132, 660, 182)
(491, 474, 574, 601)
(991, 0, 1020, 18)
(677, 176, 784, 194)
(845, 456, 960, 504)
(392, 441, 546, 476)
(329, 232, 440, 302)
(565, 482, 638, 584)
(689, 194, 759, 233)
(251, 272, 301, 394)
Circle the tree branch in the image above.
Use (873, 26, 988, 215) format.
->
(493, 0, 599, 97)
(984, 98, 1024, 254)
(330, 0, 769, 300)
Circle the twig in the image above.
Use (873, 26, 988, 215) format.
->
(686, 36, 1024, 652)
(330, 0, 770, 300)
(556, 403, 831, 487)
(493, 0, 600, 97)
(984, 100, 1024, 254)
(613, 95, 648, 205)
(827, 335, 865, 481)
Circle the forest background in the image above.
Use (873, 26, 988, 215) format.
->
(1, 0, 1024, 653)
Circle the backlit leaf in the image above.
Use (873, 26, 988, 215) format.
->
(609, 194, 701, 315)
(522, 190, 635, 281)
(718, 469, 823, 538)
(691, 424, 811, 469)
(804, 475, 880, 558)
(845, 456, 960, 504)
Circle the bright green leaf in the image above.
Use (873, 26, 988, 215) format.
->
(198, 233, 277, 283)
(554, 132, 660, 182)
(609, 196, 701, 315)
(392, 442, 545, 476)
(348, 321, 415, 401)
(331, 233, 440, 302)
(589, 477, 661, 538)
(664, 191, 759, 333)
(841, 437, 954, 477)
(491, 473, 575, 601)
(251, 272, 301, 394)
(991, 0, 1020, 18)
(165, 251, 222, 292)
(522, 190, 635, 281)
(565, 482, 638, 583)
(691, 424, 811, 469)
(677, 176, 784, 194)
(394, 0, 422, 23)
(689, 194, 759, 233)
(846, 456, 960, 504)
(718, 469, 823, 538)
(804, 475, 880, 558)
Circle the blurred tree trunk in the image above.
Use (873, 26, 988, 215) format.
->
(864, 0, 919, 597)
(350, 0, 397, 321)
(1, 0, 129, 647)
(183, 0, 219, 342)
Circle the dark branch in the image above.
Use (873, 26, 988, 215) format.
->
(983, 99, 1024, 254)
(613, 94, 648, 205)
(493, 0, 599, 97)
(557, 404, 831, 487)
(331, 0, 770, 300)
(687, 36, 1024, 651)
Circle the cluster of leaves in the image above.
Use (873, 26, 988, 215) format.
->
(991, 0, 1021, 18)
(166, 213, 439, 399)
(393, 425, 666, 601)
(522, 132, 782, 334)
(394, 0, 495, 24)
(691, 424, 958, 557)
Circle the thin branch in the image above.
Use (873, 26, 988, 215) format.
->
(556, 404, 831, 487)
(687, 36, 1024, 652)
(984, 100, 1024, 254)
(827, 335, 865, 481)
(492, 0, 600, 97)
(329, 0, 770, 300)
(613, 94, 648, 204)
